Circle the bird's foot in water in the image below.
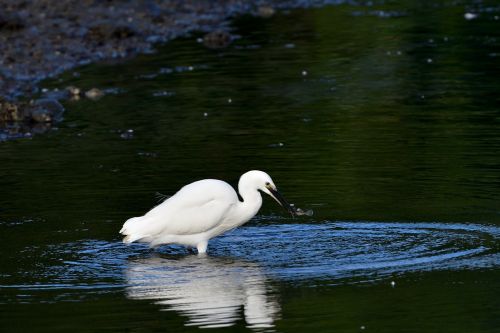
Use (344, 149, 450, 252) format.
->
(196, 241, 208, 255)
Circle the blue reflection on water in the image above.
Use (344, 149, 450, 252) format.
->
(4, 220, 499, 291)
(2, 220, 498, 329)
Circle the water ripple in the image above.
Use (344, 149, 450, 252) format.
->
(217, 221, 500, 281)
(2, 221, 498, 329)
(2, 221, 499, 291)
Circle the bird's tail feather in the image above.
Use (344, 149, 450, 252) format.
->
(120, 216, 149, 244)
(122, 234, 145, 244)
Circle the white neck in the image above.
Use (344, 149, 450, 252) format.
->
(234, 182, 263, 226)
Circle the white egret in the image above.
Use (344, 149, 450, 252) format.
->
(120, 170, 294, 254)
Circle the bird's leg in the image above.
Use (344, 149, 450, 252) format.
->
(187, 247, 196, 255)
(196, 241, 208, 255)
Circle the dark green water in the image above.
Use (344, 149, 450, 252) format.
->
(1, 2, 500, 332)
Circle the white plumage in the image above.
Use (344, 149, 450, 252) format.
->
(120, 170, 292, 254)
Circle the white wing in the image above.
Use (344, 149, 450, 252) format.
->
(121, 179, 238, 241)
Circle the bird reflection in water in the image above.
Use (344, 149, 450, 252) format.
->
(125, 255, 280, 330)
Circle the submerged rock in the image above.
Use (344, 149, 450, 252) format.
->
(0, 97, 23, 122)
(0, 98, 64, 123)
(27, 98, 65, 123)
(0, 96, 65, 140)
(203, 30, 232, 49)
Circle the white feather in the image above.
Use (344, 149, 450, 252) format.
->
(120, 170, 286, 253)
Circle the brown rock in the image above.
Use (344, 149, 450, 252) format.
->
(0, 98, 23, 122)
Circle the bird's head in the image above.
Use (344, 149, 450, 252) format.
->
(241, 170, 295, 216)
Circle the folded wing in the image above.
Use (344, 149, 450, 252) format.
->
(120, 179, 238, 243)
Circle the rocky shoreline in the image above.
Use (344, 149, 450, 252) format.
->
(0, 0, 328, 140)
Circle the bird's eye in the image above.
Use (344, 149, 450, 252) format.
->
(265, 182, 270, 186)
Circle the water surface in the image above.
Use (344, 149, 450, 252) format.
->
(1, 1, 500, 332)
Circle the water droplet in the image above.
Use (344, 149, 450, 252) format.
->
(137, 151, 157, 158)
(203, 112, 208, 117)
(360, 326, 366, 330)
(258, 5, 275, 18)
(85, 88, 104, 100)
(302, 70, 308, 76)
(391, 281, 396, 287)
(284, 43, 295, 49)
(159, 67, 173, 74)
(139, 73, 158, 79)
(426, 58, 433, 63)
(120, 129, 134, 139)
(227, 98, 232, 103)
(137, 151, 158, 158)
(152, 91, 175, 97)
(464, 13, 478, 20)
